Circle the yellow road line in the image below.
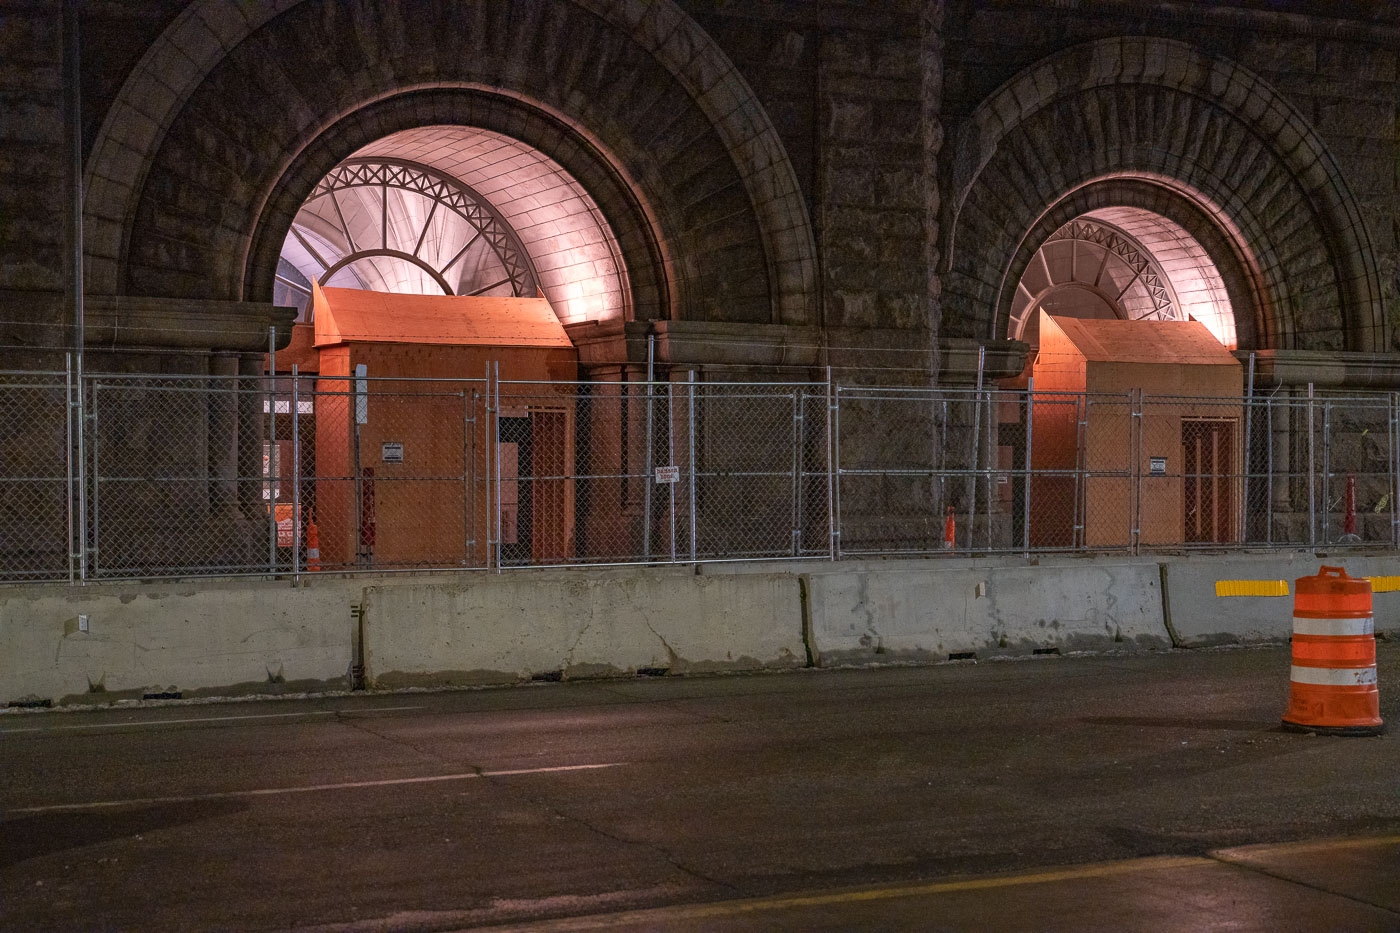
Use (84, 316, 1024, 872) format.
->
(1211, 834, 1400, 860)
(493, 834, 1400, 931)
(501, 855, 1212, 930)
(1216, 579, 1289, 597)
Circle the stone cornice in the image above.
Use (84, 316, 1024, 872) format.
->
(564, 320, 823, 368)
(940, 338, 1030, 384)
(84, 297, 297, 352)
(1240, 350, 1400, 390)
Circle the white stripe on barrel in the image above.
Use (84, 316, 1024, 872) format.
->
(1292, 616, 1374, 637)
(1290, 666, 1378, 686)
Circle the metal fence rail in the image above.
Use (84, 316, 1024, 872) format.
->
(3, 363, 1398, 583)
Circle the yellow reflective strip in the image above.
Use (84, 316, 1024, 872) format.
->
(1215, 579, 1289, 597)
(1365, 576, 1400, 593)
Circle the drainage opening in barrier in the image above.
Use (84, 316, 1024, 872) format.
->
(531, 671, 564, 683)
(636, 667, 670, 677)
(142, 691, 183, 701)
(7, 698, 52, 709)
(947, 652, 977, 662)
(1032, 647, 1061, 656)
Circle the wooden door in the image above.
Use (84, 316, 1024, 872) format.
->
(1182, 419, 1234, 543)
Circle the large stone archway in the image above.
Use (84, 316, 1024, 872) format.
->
(942, 36, 1386, 353)
(82, 0, 818, 329)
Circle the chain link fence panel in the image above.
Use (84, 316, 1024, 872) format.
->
(0, 372, 72, 581)
(5, 369, 1400, 584)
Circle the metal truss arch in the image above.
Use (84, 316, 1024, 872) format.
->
(291, 157, 540, 300)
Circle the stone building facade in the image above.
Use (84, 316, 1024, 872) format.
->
(1, 0, 1398, 564)
(3, 0, 1397, 373)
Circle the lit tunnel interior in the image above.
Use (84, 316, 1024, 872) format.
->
(1010, 206, 1236, 350)
(275, 125, 630, 327)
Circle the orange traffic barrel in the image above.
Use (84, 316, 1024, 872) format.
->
(306, 520, 322, 572)
(1282, 566, 1383, 736)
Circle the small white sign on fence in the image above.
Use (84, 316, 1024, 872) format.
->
(1149, 456, 1167, 476)
(382, 441, 404, 463)
(654, 465, 680, 484)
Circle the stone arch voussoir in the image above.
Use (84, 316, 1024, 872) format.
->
(944, 36, 1385, 352)
(85, 0, 817, 328)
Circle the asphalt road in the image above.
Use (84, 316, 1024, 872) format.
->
(3, 644, 1398, 931)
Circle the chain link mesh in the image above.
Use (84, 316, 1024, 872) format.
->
(0, 373, 71, 580)
(5, 369, 1400, 582)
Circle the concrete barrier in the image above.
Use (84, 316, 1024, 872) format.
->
(803, 557, 1169, 664)
(1162, 553, 1400, 646)
(361, 569, 806, 688)
(0, 579, 355, 706)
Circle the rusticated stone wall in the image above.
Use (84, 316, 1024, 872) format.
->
(0, 0, 1395, 365)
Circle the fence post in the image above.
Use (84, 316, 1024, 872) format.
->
(463, 385, 474, 565)
(493, 361, 502, 573)
(268, 325, 277, 574)
(482, 363, 493, 570)
(668, 380, 676, 563)
(688, 370, 698, 564)
(831, 372, 843, 559)
(1131, 388, 1142, 554)
(967, 346, 985, 553)
(642, 334, 654, 561)
(292, 366, 301, 581)
(790, 387, 802, 557)
(1023, 378, 1033, 558)
(1073, 394, 1086, 551)
(825, 367, 837, 560)
(88, 381, 99, 579)
(1322, 397, 1332, 546)
(984, 383, 994, 551)
(1266, 394, 1274, 545)
(1307, 382, 1316, 548)
(64, 353, 74, 584)
(1241, 352, 1254, 544)
(1392, 392, 1399, 548)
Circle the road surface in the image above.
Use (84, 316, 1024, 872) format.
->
(3, 644, 1398, 930)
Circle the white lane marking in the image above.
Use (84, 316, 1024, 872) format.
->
(1290, 665, 1378, 686)
(7, 762, 624, 814)
(0, 706, 424, 734)
(1292, 616, 1374, 636)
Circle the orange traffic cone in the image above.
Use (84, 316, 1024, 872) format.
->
(306, 519, 322, 572)
(1282, 566, 1383, 735)
(943, 505, 955, 550)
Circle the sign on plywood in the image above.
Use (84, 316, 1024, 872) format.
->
(382, 442, 404, 463)
(654, 465, 680, 484)
(1149, 456, 1167, 475)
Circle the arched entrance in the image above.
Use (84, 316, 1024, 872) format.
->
(943, 37, 1385, 354)
(85, 0, 818, 330)
(274, 126, 631, 328)
(1010, 209, 1235, 351)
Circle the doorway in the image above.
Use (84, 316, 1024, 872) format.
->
(1183, 419, 1235, 543)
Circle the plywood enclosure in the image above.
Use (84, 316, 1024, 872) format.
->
(310, 285, 578, 568)
(1030, 312, 1243, 548)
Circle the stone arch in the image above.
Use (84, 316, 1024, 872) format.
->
(998, 178, 1271, 350)
(246, 93, 666, 322)
(943, 36, 1385, 352)
(83, 0, 817, 327)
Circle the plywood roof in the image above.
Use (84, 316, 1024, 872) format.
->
(313, 283, 573, 349)
(1045, 313, 1239, 366)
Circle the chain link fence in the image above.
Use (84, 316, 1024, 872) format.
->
(4, 364, 1399, 582)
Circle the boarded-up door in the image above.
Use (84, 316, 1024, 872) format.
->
(1183, 419, 1234, 543)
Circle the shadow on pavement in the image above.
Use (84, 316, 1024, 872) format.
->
(0, 799, 247, 867)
